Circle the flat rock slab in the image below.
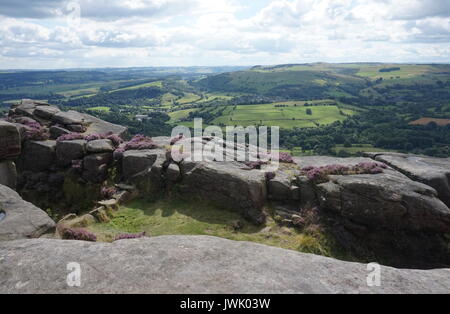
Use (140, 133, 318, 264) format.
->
(294, 156, 381, 168)
(368, 153, 450, 207)
(52, 111, 85, 126)
(0, 184, 55, 241)
(80, 113, 127, 138)
(0, 236, 449, 294)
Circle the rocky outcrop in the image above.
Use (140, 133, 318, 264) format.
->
(0, 184, 55, 241)
(56, 140, 87, 167)
(316, 172, 450, 233)
(365, 152, 450, 208)
(180, 161, 267, 224)
(0, 121, 21, 159)
(0, 161, 17, 189)
(1, 236, 449, 294)
(20, 140, 56, 172)
(122, 149, 166, 180)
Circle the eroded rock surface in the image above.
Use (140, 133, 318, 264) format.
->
(0, 184, 55, 241)
(1, 236, 449, 294)
(366, 152, 450, 207)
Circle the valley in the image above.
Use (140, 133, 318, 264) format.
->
(1, 63, 450, 158)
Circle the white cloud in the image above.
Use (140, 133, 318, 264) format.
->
(0, 0, 449, 68)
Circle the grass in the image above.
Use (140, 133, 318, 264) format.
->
(169, 108, 198, 123)
(177, 92, 202, 104)
(333, 144, 397, 154)
(211, 102, 353, 129)
(87, 198, 337, 257)
(355, 65, 433, 80)
(87, 106, 111, 112)
(111, 81, 163, 92)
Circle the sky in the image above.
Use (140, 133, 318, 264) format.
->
(0, 0, 450, 69)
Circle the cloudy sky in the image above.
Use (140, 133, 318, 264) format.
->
(0, 0, 450, 69)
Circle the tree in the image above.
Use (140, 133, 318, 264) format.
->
(306, 108, 312, 115)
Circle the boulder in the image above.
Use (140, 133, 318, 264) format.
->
(80, 113, 127, 138)
(57, 214, 95, 230)
(316, 171, 450, 234)
(0, 121, 21, 160)
(56, 140, 87, 167)
(50, 126, 70, 139)
(368, 153, 450, 208)
(0, 161, 17, 189)
(122, 149, 165, 180)
(267, 171, 292, 201)
(152, 136, 171, 148)
(33, 106, 60, 120)
(1, 236, 449, 294)
(180, 161, 267, 224)
(0, 184, 55, 241)
(14, 103, 36, 118)
(66, 124, 85, 133)
(20, 140, 56, 172)
(52, 111, 85, 126)
(82, 153, 112, 183)
(86, 139, 115, 154)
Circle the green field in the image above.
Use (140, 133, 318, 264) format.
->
(333, 144, 397, 154)
(212, 102, 353, 129)
(87, 106, 111, 112)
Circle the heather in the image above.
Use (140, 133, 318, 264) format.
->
(60, 227, 97, 242)
(301, 162, 388, 183)
(113, 134, 157, 159)
(114, 232, 147, 241)
(57, 131, 124, 147)
(101, 186, 118, 199)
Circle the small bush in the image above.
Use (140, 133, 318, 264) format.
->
(114, 232, 147, 241)
(124, 134, 157, 150)
(61, 227, 97, 242)
(57, 133, 85, 142)
(101, 186, 118, 199)
(301, 162, 388, 183)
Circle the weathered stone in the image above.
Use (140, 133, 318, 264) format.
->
(152, 136, 171, 148)
(268, 171, 292, 201)
(368, 152, 450, 208)
(20, 140, 56, 172)
(33, 106, 60, 120)
(56, 140, 87, 167)
(57, 214, 95, 230)
(122, 149, 165, 180)
(14, 103, 36, 118)
(49, 126, 70, 139)
(181, 161, 267, 224)
(165, 163, 181, 182)
(0, 184, 55, 241)
(52, 111, 85, 126)
(98, 199, 119, 211)
(80, 113, 127, 137)
(0, 121, 21, 160)
(2, 236, 449, 294)
(89, 207, 110, 223)
(0, 161, 17, 189)
(296, 176, 318, 208)
(66, 124, 85, 133)
(86, 139, 114, 154)
(316, 171, 450, 233)
(82, 153, 112, 183)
